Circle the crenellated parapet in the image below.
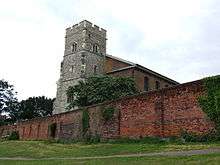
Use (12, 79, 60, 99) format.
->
(66, 20, 106, 37)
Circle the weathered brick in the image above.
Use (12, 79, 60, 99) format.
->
(0, 80, 215, 140)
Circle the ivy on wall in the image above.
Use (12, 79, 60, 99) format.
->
(102, 107, 116, 121)
(82, 109, 90, 134)
(198, 75, 220, 133)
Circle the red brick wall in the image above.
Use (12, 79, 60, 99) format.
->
(133, 69, 176, 91)
(117, 80, 214, 138)
(105, 56, 131, 72)
(0, 80, 215, 140)
(107, 67, 177, 92)
(107, 68, 134, 78)
(0, 104, 120, 140)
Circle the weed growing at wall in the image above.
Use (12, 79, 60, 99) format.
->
(82, 109, 89, 134)
(198, 75, 220, 133)
(102, 107, 116, 121)
(181, 130, 218, 142)
(7, 131, 19, 140)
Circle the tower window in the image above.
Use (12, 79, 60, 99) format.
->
(81, 58, 86, 65)
(69, 65, 74, 72)
(71, 42, 77, 52)
(67, 94, 74, 103)
(144, 77, 149, 91)
(60, 61, 64, 72)
(93, 44, 99, 53)
(81, 52, 86, 58)
(94, 65, 97, 74)
(165, 84, 169, 88)
(155, 81, 160, 90)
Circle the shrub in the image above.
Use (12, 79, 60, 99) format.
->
(7, 131, 19, 140)
(66, 75, 138, 109)
(82, 133, 101, 144)
(90, 134, 101, 143)
(181, 130, 219, 142)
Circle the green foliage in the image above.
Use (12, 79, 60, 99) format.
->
(18, 96, 55, 120)
(198, 75, 220, 133)
(102, 107, 116, 121)
(7, 131, 19, 140)
(0, 79, 18, 122)
(0, 119, 4, 126)
(0, 115, 7, 126)
(82, 133, 101, 144)
(90, 134, 101, 143)
(67, 75, 138, 109)
(82, 109, 90, 134)
(181, 130, 219, 142)
(109, 137, 166, 144)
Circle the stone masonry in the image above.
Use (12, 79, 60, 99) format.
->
(53, 20, 107, 114)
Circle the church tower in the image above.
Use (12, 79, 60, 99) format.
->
(53, 20, 107, 114)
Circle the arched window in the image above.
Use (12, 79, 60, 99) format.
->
(71, 42, 77, 52)
(93, 44, 99, 53)
(144, 77, 149, 91)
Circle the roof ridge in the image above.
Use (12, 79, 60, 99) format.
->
(106, 54, 179, 84)
(106, 54, 136, 66)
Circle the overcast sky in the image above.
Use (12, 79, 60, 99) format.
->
(0, 0, 219, 100)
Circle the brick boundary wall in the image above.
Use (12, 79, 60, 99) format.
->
(0, 79, 215, 140)
(116, 80, 214, 138)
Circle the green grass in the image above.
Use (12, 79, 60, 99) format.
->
(0, 153, 220, 165)
(0, 140, 220, 159)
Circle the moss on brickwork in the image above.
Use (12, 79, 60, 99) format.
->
(199, 75, 220, 133)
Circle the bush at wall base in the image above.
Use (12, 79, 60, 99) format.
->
(7, 131, 19, 140)
(181, 130, 220, 142)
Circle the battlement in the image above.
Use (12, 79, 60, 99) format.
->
(66, 20, 106, 37)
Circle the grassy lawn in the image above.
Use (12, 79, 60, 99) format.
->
(0, 153, 220, 165)
(0, 140, 220, 159)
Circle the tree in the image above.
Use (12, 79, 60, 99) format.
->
(0, 79, 18, 124)
(67, 75, 139, 109)
(18, 96, 55, 120)
(0, 79, 18, 114)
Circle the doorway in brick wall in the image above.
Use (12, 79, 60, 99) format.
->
(49, 123, 57, 139)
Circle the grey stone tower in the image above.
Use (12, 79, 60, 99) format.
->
(53, 20, 107, 114)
